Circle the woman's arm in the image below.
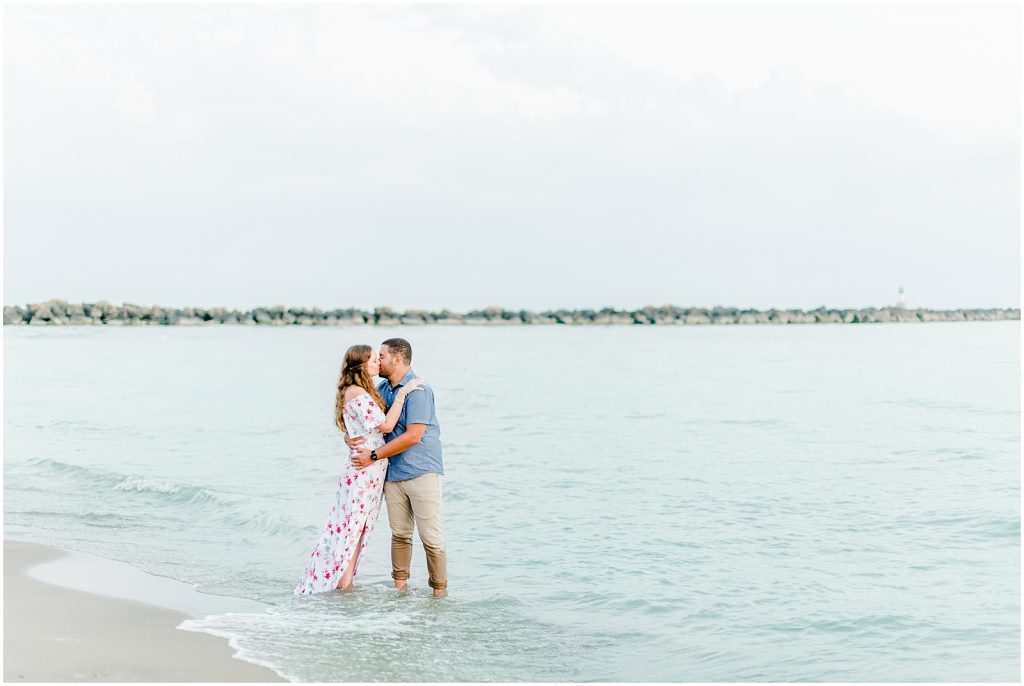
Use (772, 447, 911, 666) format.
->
(342, 386, 370, 449)
(378, 379, 425, 433)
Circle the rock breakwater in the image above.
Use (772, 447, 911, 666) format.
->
(3, 300, 1019, 326)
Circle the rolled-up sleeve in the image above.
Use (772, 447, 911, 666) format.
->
(405, 387, 433, 425)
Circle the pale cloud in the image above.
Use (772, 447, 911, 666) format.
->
(3, 3, 1019, 311)
(535, 4, 1018, 148)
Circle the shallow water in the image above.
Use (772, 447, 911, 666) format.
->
(4, 322, 1019, 681)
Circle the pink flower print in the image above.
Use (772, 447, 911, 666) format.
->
(346, 478, 352, 486)
(325, 572, 331, 579)
(368, 401, 376, 407)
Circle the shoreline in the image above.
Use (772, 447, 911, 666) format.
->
(4, 300, 1020, 326)
(3, 538, 286, 682)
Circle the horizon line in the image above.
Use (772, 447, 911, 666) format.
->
(4, 300, 1022, 313)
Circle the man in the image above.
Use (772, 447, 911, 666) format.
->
(347, 337, 447, 598)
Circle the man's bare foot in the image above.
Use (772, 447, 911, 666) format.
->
(394, 581, 408, 591)
(432, 589, 447, 599)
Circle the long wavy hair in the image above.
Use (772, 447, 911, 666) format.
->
(335, 344, 389, 433)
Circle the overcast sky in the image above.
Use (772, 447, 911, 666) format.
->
(4, 3, 1020, 312)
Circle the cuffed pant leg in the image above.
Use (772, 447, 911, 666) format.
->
(384, 480, 413, 581)
(406, 473, 447, 590)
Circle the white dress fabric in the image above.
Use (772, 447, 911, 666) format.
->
(294, 392, 388, 596)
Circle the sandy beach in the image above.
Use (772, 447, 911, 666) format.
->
(3, 539, 284, 682)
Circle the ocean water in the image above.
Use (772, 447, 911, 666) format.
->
(3, 322, 1019, 682)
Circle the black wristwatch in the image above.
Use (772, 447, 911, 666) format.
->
(370, 450, 380, 462)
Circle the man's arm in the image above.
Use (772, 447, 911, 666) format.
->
(343, 429, 365, 451)
(351, 424, 426, 469)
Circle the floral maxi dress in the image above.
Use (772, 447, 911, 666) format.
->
(294, 392, 388, 595)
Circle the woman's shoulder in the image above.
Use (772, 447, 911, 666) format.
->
(343, 385, 370, 404)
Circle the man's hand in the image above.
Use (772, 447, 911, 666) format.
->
(344, 434, 365, 451)
(351, 448, 373, 470)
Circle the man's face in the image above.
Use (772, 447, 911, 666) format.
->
(378, 345, 397, 377)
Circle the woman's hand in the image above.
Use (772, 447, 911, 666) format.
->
(379, 379, 428, 434)
(398, 378, 426, 399)
(344, 433, 365, 451)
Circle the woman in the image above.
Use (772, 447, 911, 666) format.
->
(294, 344, 423, 595)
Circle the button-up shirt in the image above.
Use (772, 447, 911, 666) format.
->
(377, 368, 444, 482)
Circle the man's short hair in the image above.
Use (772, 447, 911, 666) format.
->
(382, 337, 413, 365)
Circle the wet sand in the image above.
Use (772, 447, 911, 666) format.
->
(3, 539, 285, 682)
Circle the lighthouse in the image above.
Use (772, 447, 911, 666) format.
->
(897, 286, 906, 309)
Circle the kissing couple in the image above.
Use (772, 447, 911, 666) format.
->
(294, 337, 447, 598)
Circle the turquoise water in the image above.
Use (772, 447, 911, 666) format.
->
(3, 322, 1019, 681)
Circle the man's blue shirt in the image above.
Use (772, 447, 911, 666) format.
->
(377, 368, 444, 482)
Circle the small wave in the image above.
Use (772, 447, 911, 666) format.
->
(177, 615, 294, 682)
(768, 613, 928, 636)
(113, 476, 183, 495)
(884, 513, 1021, 540)
(217, 510, 314, 538)
(874, 397, 1017, 417)
(31, 419, 154, 439)
(716, 418, 785, 427)
(19, 457, 309, 539)
(178, 602, 433, 681)
(889, 447, 995, 461)
(24, 457, 230, 508)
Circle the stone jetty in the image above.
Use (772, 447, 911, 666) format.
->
(3, 300, 1019, 326)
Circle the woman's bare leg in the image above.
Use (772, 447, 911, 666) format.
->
(337, 525, 368, 590)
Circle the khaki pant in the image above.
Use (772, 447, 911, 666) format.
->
(383, 472, 447, 590)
